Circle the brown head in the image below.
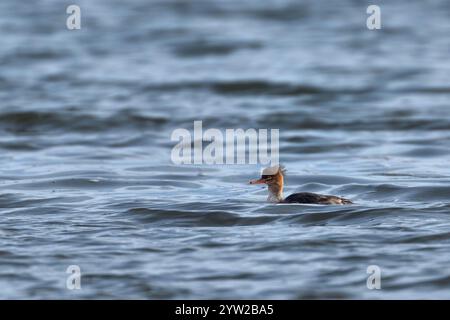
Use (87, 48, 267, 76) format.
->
(249, 165, 285, 202)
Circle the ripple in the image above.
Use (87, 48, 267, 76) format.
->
(172, 39, 262, 57)
(127, 207, 278, 227)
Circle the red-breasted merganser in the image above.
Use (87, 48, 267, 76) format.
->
(249, 165, 353, 205)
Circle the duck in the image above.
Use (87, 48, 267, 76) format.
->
(249, 165, 353, 205)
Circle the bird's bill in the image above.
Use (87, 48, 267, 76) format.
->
(249, 178, 266, 185)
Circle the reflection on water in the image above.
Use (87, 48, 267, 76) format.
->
(0, 0, 449, 299)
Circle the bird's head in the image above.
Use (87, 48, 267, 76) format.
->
(249, 164, 285, 188)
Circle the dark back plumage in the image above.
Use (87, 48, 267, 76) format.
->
(283, 192, 353, 205)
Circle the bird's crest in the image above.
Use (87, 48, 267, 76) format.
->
(261, 164, 286, 177)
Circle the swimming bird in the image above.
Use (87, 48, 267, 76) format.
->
(249, 165, 353, 205)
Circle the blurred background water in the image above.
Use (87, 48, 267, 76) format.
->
(0, 0, 449, 299)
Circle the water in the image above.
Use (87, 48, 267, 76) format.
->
(0, 0, 449, 299)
